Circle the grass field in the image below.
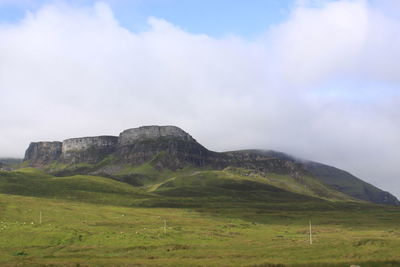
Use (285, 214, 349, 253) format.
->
(0, 168, 399, 266)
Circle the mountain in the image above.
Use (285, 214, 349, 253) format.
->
(304, 161, 400, 205)
(0, 158, 22, 170)
(21, 125, 399, 205)
(0, 158, 22, 165)
(239, 150, 400, 205)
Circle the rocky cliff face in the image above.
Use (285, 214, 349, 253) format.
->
(62, 136, 118, 164)
(115, 126, 212, 168)
(24, 142, 62, 166)
(119, 126, 194, 145)
(19, 126, 325, 175)
(23, 126, 207, 167)
(22, 125, 400, 205)
(223, 150, 306, 177)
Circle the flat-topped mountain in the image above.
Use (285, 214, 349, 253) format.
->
(22, 125, 399, 205)
(24, 141, 62, 165)
(62, 136, 118, 164)
(119, 126, 194, 145)
(24, 125, 215, 167)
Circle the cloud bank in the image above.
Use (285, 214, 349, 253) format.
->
(0, 0, 399, 197)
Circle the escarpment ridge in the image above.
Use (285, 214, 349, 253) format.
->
(22, 125, 400, 206)
(24, 141, 62, 165)
(62, 136, 118, 164)
(25, 126, 200, 166)
(119, 126, 194, 145)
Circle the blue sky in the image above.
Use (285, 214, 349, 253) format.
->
(0, 0, 400, 198)
(1, 0, 293, 37)
(0, 0, 397, 37)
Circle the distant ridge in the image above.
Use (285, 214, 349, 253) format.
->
(0, 158, 22, 170)
(22, 125, 399, 206)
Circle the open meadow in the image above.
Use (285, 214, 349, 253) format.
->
(0, 169, 399, 266)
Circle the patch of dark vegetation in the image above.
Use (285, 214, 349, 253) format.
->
(353, 238, 387, 247)
(166, 244, 191, 251)
(13, 251, 28, 256)
(112, 173, 148, 186)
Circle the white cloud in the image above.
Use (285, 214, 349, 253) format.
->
(0, 0, 399, 198)
(269, 0, 369, 87)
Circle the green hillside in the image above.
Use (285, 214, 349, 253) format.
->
(304, 161, 399, 204)
(21, 126, 399, 206)
(0, 168, 152, 206)
(0, 184, 399, 266)
(3, 162, 359, 205)
(233, 150, 400, 205)
(1, 163, 399, 266)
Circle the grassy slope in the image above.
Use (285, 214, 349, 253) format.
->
(0, 165, 358, 209)
(63, 159, 358, 203)
(0, 168, 399, 266)
(0, 193, 399, 266)
(0, 168, 153, 206)
(305, 161, 399, 204)
(231, 150, 399, 205)
(219, 168, 356, 201)
(33, 151, 391, 204)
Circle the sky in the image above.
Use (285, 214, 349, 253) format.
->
(0, 0, 399, 198)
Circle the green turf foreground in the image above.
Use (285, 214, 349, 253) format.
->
(0, 169, 399, 266)
(0, 192, 399, 267)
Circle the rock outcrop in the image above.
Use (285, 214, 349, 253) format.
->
(119, 126, 194, 145)
(22, 125, 400, 205)
(23, 126, 211, 168)
(223, 150, 306, 177)
(115, 126, 216, 168)
(24, 142, 62, 166)
(62, 136, 118, 164)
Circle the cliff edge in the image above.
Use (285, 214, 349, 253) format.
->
(22, 125, 400, 206)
